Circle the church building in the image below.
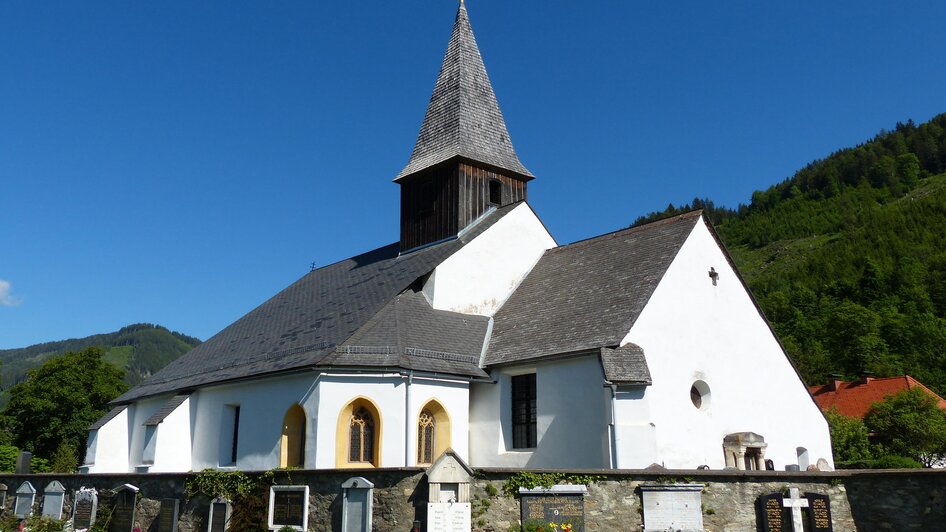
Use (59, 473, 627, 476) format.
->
(83, 2, 832, 475)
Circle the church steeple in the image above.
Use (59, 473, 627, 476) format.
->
(398, 1, 533, 251)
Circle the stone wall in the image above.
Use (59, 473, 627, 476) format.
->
(0, 468, 943, 531)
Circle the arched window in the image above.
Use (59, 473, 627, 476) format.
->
(417, 410, 435, 464)
(280, 404, 306, 468)
(349, 407, 375, 463)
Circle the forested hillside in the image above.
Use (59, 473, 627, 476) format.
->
(0, 323, 200, 390)
(635, 113, 946, 395)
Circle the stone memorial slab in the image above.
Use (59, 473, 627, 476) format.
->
(806, 493, 833, 532)
(156, 498, 179, 532)
(426, 502, 472, 532)
(758, 492, 789, 532)
(640, 484, 704, 532)
(109, 484, 139, 532)
(341, 477, 373, 532)
(15, 451, 31, 474)
(14, 481, 36, 518)
(519, 485, 586, 532)
(268, 485, 308, 532)
(73, 488, 99, 530)
(0, 483, 7, 515)
(207, 497, 230, 532)
(41, 480, 66, 519)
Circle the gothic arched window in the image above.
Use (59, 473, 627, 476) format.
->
(417, 409, 436, 464)
(349, 407, 375, 463)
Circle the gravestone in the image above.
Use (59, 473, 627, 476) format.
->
(207, 497, 230, 532)
(267, 485, 308, 532)
(757, 489, 832, 532)
(73, 488, 99, 530)
(519, 485, 586, 532)
(806, 493, 833, 532)
(0, 483, 7, 513)
(15, 451, 31, 474)
(341, 477, 374, 532)
(13, 481, 36, 518)
(758, 492, 789, 532)
(640, 484, 704, 532)
(782, 488, 809, 532)
(41, 480, 66, 519)
(156, 498, 179, 532)
(426, 450, 474, 532)
(109, 484, 139, 532)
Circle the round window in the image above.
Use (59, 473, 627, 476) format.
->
(690, 380, 711, 410)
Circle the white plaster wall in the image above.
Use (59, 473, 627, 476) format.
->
(621, 218, 833, 470)
(469, 355, 610, 468)
(423, 203, 556, 316)
(409, 379, 470, 464)
(127, 398, 164, 469)
(83, 408, 130, 473)
(190, 373, 320, 471)
(612, 386, 658, 468)
(150, 397, 192, 472)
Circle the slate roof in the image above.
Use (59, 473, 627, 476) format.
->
(143, 394, 190, 426)
(809, 375, 946, 418)
(89, 405, 127, 431)
(600, 344, 652, 385)
(113, 204, 518, 404)
(395, 1, 533, 182)
(485, 212, 703, 366)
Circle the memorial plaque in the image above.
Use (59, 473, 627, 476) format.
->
(341, 477, 373, 532)
(757, 492, 789, 532)
(640, 484, 704, 532)
(156, 498, 179, 532)
(41, 480, 66, 519)
(268, 485, 309, 532)
(109, 484, 139, 532)
(73, 488, 99, 530)
(806, 493, 833, 532)
(208, 497, 230, 532)
(519, 486, 586, 532)
(14, 481, 36, 518)
(426, 502, 471, 532)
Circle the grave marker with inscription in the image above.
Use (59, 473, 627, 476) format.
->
(519, 485, 586, 532)
(14, 481, 36, 518)
(109, 484, 139, 532)
(73, 488, 99, 530)
(156, 498, 179, 532)
(758, 492, 789, 532)
(806, 493, 833, 532)
(268, 485, 308, 532)
(0, 483, 7, 515)
(41, 480, 66, 519)
(426, 450, 474, 532)
(207, 497, 230, 532)
(640, 484, 704, 532)
(341, 477, 373, 532)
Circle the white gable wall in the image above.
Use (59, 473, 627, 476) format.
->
(423, 202, 555, 316)
(469, 354, 610, 468)
(621, 218, 832, 469)
(83, 408, 129, 473)
(150, 396, 192, 473)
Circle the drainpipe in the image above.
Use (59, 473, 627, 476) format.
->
(609, 383, 621, 469)
(405, 370, 414, 466)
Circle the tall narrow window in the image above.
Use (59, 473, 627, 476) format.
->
(230, 405, 241, 465)
(220, 404, 241, 466)
(349, 407, 375, 463)
(488, 179, 502, 206)
(417, 409, 435, 464)
(511, 374, 537, 449)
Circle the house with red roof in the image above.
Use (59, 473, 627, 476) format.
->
(809, 375, 946, 419)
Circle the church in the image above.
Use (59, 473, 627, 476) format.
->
(82, 2, 832, 475)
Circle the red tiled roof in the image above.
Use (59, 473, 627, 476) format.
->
(808, 375, 946, 419)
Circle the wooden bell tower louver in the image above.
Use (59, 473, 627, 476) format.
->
(396, 0, 534, 252)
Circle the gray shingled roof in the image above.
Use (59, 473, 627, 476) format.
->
(89, 405, 127, 431)
(319, 287, 490, 378)
(395, 1, 533, 181)
(112, 204, 518, 404)
(600, 344, 651, 384)
(485, 212, 703, 366)
(143, 394, 190, 426)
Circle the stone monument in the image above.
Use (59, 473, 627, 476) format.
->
(425, 449, 474, 532)
(73, 487, 99, 530)
(13, 481, 36, 518)
(267, 485, 308, 532)
(156, 498, 179, 532)
(341, 477, 374, 532)
(640, 484, 704, 532)
(41, 480, 66, 519)
(207, 496, 230, 532)
(519, 485, 587, 532)
(109, 484, 139, 532)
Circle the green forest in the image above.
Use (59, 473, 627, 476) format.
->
(635, 113, 946, 397)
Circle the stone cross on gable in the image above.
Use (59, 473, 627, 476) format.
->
(708, 267, 719, 286)
(783, 487, 809, 532)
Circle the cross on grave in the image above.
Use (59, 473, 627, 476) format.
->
(708, 267, 719, 286)
(783, 487, 809, 532)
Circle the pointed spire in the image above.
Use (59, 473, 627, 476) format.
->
(395, 1, 534, 181)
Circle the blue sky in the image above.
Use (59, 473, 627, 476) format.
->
(2, 1, 945, 348)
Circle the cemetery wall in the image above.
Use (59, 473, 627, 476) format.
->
(0, 467, 943, 531)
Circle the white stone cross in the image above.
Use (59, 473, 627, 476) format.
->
(782, 487, 809, 532)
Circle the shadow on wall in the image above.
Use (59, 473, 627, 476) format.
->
(844, 472, 946, 531)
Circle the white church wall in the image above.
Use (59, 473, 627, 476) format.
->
(423, 202, 555, 316)
(621, 217, 833, 470)
(469, 354, 610, 468)
(127, 397, 163, 469)
(612, 386, 659, 468)
(190, 373, 320, 471)
(409, 379, 470, 464)
(150, 396, 192, 473)
(83, 408, 130, 473)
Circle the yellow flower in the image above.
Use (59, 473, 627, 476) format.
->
(548, 523, 558, 530)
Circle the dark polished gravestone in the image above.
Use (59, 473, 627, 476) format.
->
(156, 498, 179, 532)
(757, 490, 833, 532)
(268, 485, 309, 531)
(806, 492, 833, 532)
(207, 497, 230, 532)
(519, 485, 586, 532)
(73, 488, 99, 530)
(109, 484, 139, 532)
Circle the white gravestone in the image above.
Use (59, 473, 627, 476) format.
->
(425, 449, 475, 532)
(640, 484, 704, 532)
(341, 477, 374, 532)
(41, 480, 66, 519)
(73, 487, 99, 530)
(427, 502, 472, 532)
(14, 481, 36, 518)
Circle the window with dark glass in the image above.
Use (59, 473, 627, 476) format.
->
(511, 373, 537, 448)
(417, 409, 435, 464)
(349, 407, 375, 463)
(488, 179, 502, 206)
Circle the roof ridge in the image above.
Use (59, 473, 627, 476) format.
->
(545, 210, 703, 255)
